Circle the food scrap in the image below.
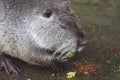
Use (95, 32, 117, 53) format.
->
(66, 51, 74, 58)
(106, 60, 112, 64)
(66, 71, 76, 79)
(73, 61, 102, 74)
(115, 66, 120, 73)
(108, 47, 117, 52)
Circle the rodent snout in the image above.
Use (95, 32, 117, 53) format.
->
(77, 37, 88, 52)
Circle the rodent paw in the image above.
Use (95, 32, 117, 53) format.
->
(0, 55, 20, 75)
(53, 54, 69, 63)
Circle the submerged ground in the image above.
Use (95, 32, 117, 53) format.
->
(0, 0, 120, 80)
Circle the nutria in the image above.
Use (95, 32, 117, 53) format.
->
(0, 0, 87, 75)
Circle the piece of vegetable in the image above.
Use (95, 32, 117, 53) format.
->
(106, 60, 112, 64)
(66, 72, 76, 79)
(73, 61, 102, 74)
(66, 51, 74, 58)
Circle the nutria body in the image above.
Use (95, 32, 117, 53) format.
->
(0, 0, 87, 74)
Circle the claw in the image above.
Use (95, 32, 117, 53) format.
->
(53, 55, 69, 63)
(0, 55, 20, 75)
(52, 52, 70, 71)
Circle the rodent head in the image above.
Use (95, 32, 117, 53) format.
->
(25, 0, 87, 55)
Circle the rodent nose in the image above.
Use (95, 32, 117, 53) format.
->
(77, 38, 87, 52)
(81, 38, 88, 45)
(78, 46, 85, 52)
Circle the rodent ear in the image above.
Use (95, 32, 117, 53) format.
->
(43, 9, 53, 18)
(63, 1, 72, 11)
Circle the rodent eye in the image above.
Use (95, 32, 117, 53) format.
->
(43, 9, 53, 18)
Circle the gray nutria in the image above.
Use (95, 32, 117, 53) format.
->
(0, 0, 87, 75)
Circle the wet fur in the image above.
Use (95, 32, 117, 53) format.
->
(0, 0, 87, 66)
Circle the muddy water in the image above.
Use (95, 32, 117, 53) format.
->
(0, 0, 120, 80)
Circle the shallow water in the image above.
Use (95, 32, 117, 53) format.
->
(0, 0, 120, 80)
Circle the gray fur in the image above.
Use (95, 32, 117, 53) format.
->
(0, 0, 87, 66)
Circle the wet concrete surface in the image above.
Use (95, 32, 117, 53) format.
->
(0, 0, 120, 80)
